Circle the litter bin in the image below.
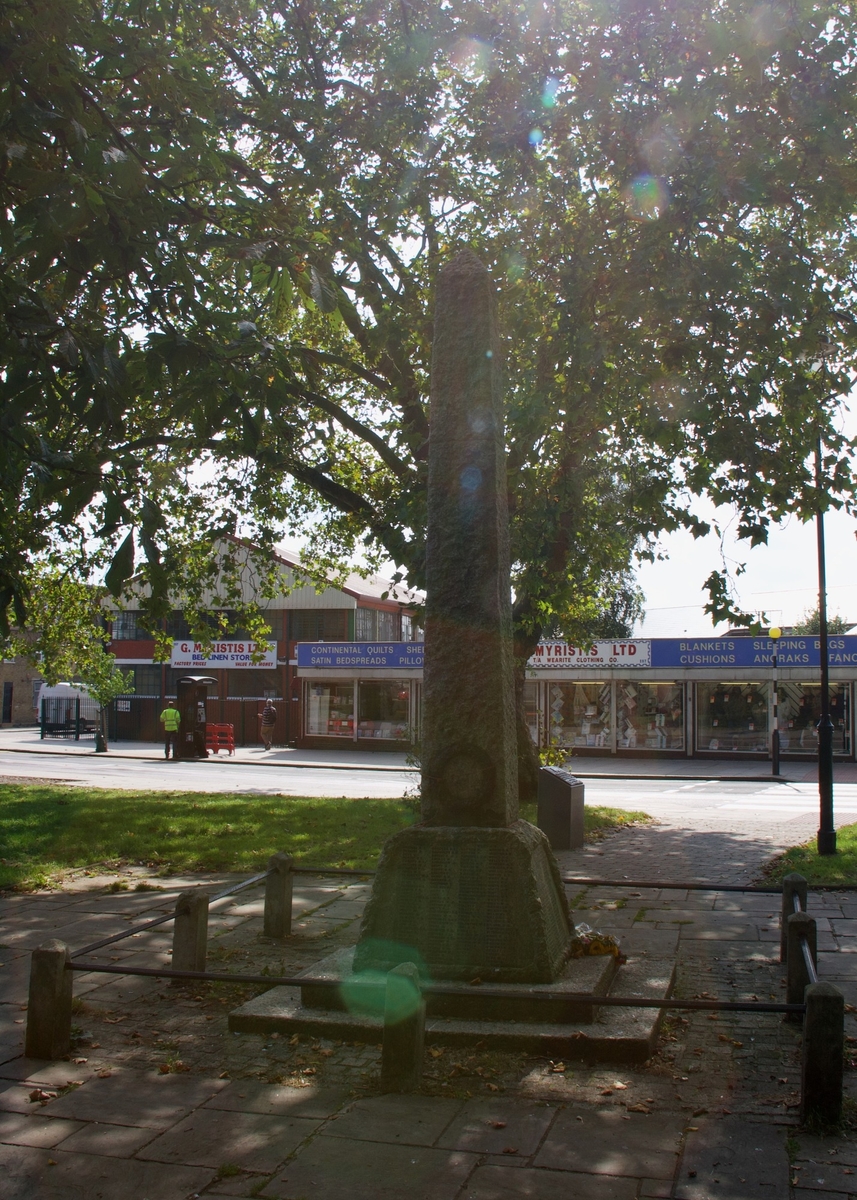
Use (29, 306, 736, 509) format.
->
(176, 676, 217, 759)
(537, 766, 585, 850)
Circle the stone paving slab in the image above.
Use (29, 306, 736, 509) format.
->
(0, 1110, 84, 1147)
(675, 1115, 790, 1198)
(136, 1106, 321, 1171)
(436, 1096, 555, 1155)
(44, 1066, 227, 1127)
(57, 1120, 159, 1157)
(262, 1136, 477, 1200)
(322, 1093, 461, 1145)
(462, 1163, 640, 1198)
(203, 1079, 349, 1118)
(0, 1058, 98, 1086)
(533, 1107, 684, 1179)
(0, 1141, 215, 1200)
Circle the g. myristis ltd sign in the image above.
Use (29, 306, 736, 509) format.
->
(170, 641, 277, 669)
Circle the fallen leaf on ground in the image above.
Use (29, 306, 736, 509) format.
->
(627, 1103, 651, 1114)
(489, 1121, 507, 1129)
(502, 1147, 519, 1155)
(613, 1082, 628, 1090)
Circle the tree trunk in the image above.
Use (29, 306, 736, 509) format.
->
(94, 705, 108, 753)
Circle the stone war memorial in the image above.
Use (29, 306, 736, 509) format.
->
(354, 247, 572, 984)
(231, 250, 674, 1062)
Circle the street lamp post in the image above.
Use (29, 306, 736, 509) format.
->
(816, 437, 836, 856)
(770, 626, 781, 777)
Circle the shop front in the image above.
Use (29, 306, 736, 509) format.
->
(296, 643, 423, 749)
(296, 635, 857, 760)
(525, 636, 857, 760)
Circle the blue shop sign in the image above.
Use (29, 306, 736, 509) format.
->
(652, 636, 857, 669)
(297, 642, 424, 669)
(531, 637, 857, 670)
(297, 637, 857, 672)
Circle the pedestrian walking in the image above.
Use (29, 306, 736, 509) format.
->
(259, 700, 277, 750)
(159, 699, 181, 760)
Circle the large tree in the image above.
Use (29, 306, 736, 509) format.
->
(4, 0, 857, 747)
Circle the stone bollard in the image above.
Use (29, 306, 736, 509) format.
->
(263, 852, 294, 939)
(786, 912, 817, 1020)
(25, 940, 73, 1060)
(801, 982, 844, 1126)
(171, 890, 209, 984)
(380, 962, 425, 1093)
(537, 767, 585, 851)
(780, 872, 808, 963)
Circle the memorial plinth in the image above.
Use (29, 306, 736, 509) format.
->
(354, 249, 574, 983)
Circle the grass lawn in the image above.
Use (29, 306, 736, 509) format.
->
(764, 821, 857, 886)
(0, 782, 651, 891)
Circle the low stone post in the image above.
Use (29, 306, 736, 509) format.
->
(801, 982, 844, 1125)
(786, 912, 817, 1019)
(25, 940, 73, 1060)
(380, 962, 425, 1093)
(263, 852, 294, 939)
(537, 768, 585, 851)
(171, 890, 209, 983)
(781, 872, 808, 963)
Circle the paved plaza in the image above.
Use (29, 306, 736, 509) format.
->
(4, 740, 857, 1196)
(1, 818, 856, 1194)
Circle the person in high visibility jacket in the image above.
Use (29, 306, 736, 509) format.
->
(159, 700, 181, 760)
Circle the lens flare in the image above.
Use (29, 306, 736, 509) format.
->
(504, 249, 527, 282)
(528, 128, 544, 146)
(340, 942, 428, 1018)
(449, 37, 493, 82)
(541, 77, 560, 108)
(623, 175, 669, 220)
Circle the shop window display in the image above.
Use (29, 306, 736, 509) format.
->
(697, 682, 769, 752)
(548, 682, 611, 749)
(357, 681, 410, 740)
(619, 682, 684, 750)
(775, 683, 851, 754)
(307, 683, 354, 737)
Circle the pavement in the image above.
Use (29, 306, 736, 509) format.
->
(5, 725, 857, 782)
(4, 734, 857, 1196)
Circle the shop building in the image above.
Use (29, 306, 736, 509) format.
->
(295, 634, 857, 761)
(107, 543, 421, 747)
(0, 656, 44, 727)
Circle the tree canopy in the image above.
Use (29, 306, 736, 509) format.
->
(3, 0, 857, 649)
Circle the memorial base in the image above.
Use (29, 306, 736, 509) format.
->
(228, 950, 676, 1064)
(353, 820, 573, 984)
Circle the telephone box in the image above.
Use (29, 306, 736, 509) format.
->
(176, 676, 217, 759)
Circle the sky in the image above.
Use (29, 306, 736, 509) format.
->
(634, 393, 857, 637)
(633, 502, 857, 637)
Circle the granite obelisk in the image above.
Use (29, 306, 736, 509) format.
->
(420, 248, 518, 829)
(354, 249, 573, 983)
